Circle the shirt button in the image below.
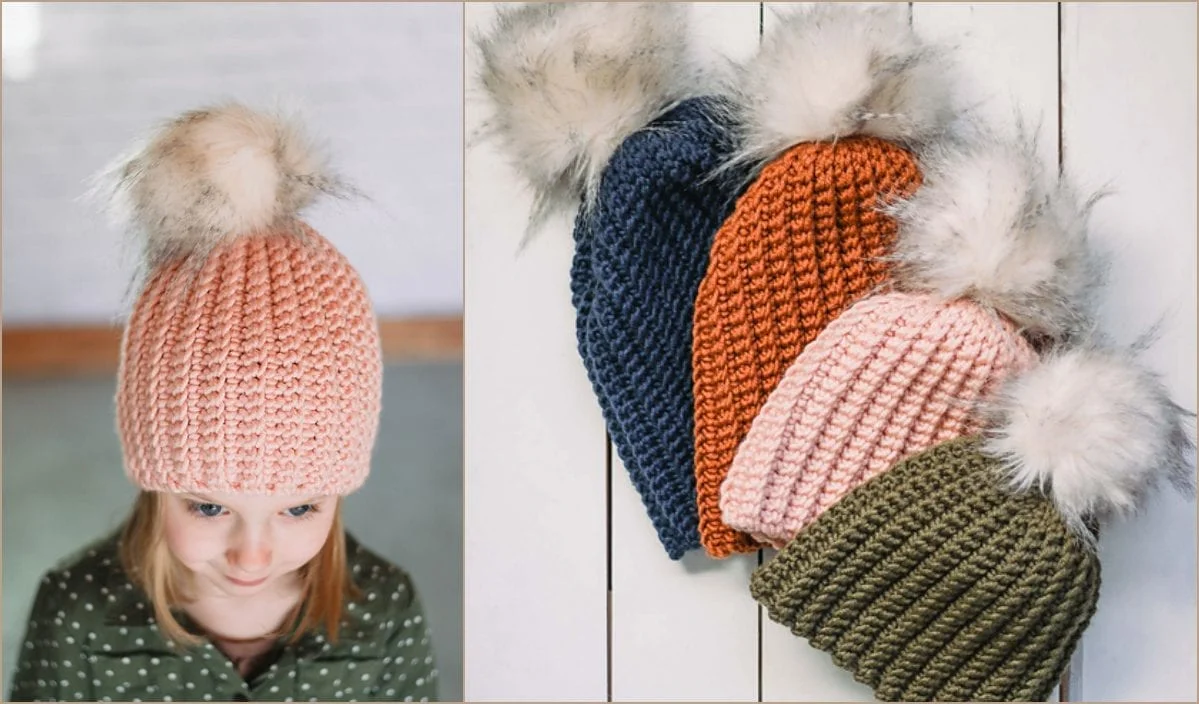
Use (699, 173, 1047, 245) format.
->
(232, 694, 249, 701)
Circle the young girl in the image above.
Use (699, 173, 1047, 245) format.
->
(10, 104, 439, 702)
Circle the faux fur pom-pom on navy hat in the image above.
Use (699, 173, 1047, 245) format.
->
(475, 2, 703, 231)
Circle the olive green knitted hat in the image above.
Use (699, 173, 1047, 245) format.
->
(752, 435, 1099, 701)
(751, 345, 1194, 702)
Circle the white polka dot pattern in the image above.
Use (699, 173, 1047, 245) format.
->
(9, 533, 439, 702)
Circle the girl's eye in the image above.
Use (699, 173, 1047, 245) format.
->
(189, 502, 224, 518)
(286, 504, 316, 518)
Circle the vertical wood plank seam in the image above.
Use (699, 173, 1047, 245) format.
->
(1057, 1, 1066, 179)
(756, 5, 766, 701)
(1056, 5, 1073, 699)
(607, 433, 614, 702)
(756, 550, 763, 702)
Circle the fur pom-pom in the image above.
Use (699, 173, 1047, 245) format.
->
(97, 103, 345, 266)
(475, 2, 696, 228)
(982, 345, 1196, 541)
(724, 4, 956, 169)
(885, 134, 1105, 341)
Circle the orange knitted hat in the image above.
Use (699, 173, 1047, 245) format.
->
(107, 104, 382, 496)
(691, 5, 961, 557)
(719, 291, 1037, 547)
(692, 138, 921, 556)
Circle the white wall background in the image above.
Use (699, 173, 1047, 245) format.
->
(465, 2, 1197, 701)
(2, 2, 463, 325)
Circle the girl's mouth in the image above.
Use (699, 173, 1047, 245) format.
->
(226, 574, 269, 588)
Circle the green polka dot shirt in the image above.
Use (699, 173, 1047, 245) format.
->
(9, 531, 439, 702)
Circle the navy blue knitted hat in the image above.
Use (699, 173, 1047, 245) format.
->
(476, 3, 746, 558)
(572, 97, 749, 558)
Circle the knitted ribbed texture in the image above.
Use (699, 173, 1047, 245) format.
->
(117, 224, 383, 496)
(751, 436, 1101, 702)
(572, 97, 749, 559)
(692, 136, 922, 558)
(721, 292, 1038, 547)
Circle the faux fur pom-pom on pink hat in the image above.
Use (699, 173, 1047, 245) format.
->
(99, 104, 383, 497)
(720, 134, 1104, 546)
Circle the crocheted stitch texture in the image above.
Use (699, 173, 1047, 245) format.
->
(721, 292, 1038, 546)
(751, 436, 1101, 702)
(572, 97, 748, 559)
(693, 136, 922, 558)
(117, 224, 383, 496)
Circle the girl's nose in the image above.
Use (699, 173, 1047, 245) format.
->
(227, 535, 272, 573)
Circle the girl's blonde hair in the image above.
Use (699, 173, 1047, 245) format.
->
(117, 491, 360, 647)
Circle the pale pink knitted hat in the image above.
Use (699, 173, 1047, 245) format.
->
(719, 291, 1037, 546)
(107, 104, 382, 496)
(719, 133, 1104, 547)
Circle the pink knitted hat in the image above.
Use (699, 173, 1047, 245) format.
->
(719, 291, 1037, 546)
(107, 104, 382, 496)
(719, 133, 1105, 547)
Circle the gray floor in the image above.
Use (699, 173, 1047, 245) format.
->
(2, 362, 463, 701)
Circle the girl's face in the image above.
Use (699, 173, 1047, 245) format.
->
(161, 492, 338, 598)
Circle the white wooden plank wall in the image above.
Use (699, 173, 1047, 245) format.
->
(464, 2, 1197, 701)
(1062, 3, 1197, 701)
(464, 2, 608, 698)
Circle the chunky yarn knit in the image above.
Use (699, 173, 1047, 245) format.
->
(573, 97, 748, 559)
(751, 436, 1101, 702)
(117, 224, 383, 496)
(721, 292, 1037, 546)
(693, 136, 922, 558)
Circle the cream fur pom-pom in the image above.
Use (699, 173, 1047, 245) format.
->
(724, 4, 956, 170)
(98, 103, 344, 266)
(474, 2, 696, 229)
(982, 344, 1195, 542)
(885, 134, 1105, 342)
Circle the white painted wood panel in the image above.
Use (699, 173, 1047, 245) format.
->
(465, 2, 1197, 701)
(610, 456, 762, 702)
(464, 3, 608, 700)
(1062, 3, 1198, 701)
(912, 1, 1060, 163)
(609, 6, 765, 701)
